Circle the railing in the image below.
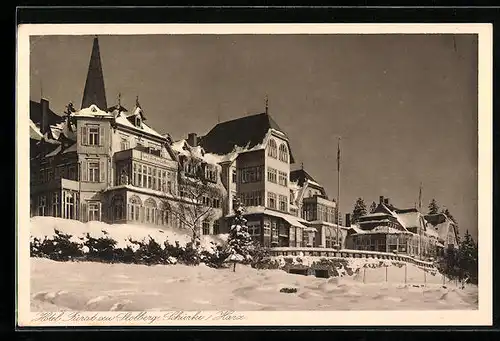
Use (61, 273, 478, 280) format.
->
(268, 247, 436, 269)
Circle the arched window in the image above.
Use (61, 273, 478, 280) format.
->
(128, 195, 142, 221)
(144, 198, 158, 224)
(112, 195, 125, 221)
(279, 143, 288, 162)
(267, 139, 277, 158)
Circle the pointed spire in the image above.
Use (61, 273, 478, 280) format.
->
(135, 95, 141, 108)
(118, 92, 121, 107)
(301, 162, 304, 170)
(40, 78, 44, 99)
(81, 36, 107, 111)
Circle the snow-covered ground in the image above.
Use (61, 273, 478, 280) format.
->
(31, 258, 478, 311)
(29, 217, 478, 311)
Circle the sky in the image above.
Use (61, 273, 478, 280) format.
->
(29, 34, 479, 239)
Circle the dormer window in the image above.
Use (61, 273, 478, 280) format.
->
(268, 138, 277, 158)
(135, 116, 142, 128)
(279, 143, 288, 163)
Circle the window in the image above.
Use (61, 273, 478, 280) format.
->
(88, 126, 100, 146)
(267, 192, 277, 209)
(268, 138, 277, 158)
(213, 198, 220, 208)
(88, 202, 101, 221)
(232, 169, 237, 183)
(52, 192, 60, 217)
(213, 220, 220, 235)
(46, 168, 53, 182)
(248, 222, 261, 237)
(147, 166, 152, 189)
(202, 221, 210, 235)
(68, 165, 76, 180)
(152, 168, 157, 190)
(278, 171, 288, 186)
(142, 165, 148, 188)
(38, 195, 46, 216)
(128, 196, 142, 221)
(279, 195, 288, 212)
(88, 161, 100, 182)
(279, 143, 288, 163)
(205, 165, 217, 182)
(113, 195, 124, 220)
(290, 190, 294, 204)
(144, 198, 157, 224)
(63, 191, 75, 219)
(120, 138, 130, 151)
(241, 166, 263, 184)
(267, 167, 277, 183)
(242, 191, 263, 207)
(135, 116, 142, 127)
(263, 221, 271, 236)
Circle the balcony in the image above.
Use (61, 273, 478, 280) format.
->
(114, 147, 177, 169)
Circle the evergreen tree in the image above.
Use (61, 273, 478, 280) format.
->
(225, 198, 255, 272)
(458, 230, 478, 285)
(428, 198, 440, 215)
(369, 201, 377, 214)
(441, 208, 457, 224)
(352, 198, 367, 223)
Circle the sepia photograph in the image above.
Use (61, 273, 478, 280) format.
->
(16, 23, 492, 327)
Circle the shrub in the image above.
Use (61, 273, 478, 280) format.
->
(49, 230, 84, 261)
(201, 243, 231, 269)
(177, 242, 201, 266)
(84, 233, 118, 263)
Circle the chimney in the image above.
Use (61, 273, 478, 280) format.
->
(41, 98, 49, 135)
(345, 213, 351, 227)
(187, 133, 198, 147)
(384, 198, 389, 205)
(379, 195, 384, 204)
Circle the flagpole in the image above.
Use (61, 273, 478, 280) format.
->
(336, 137, 341, 250)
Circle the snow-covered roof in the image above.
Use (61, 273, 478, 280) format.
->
(307, 220, 349, 230)
(360, 212, 388, 218)
(306, 179, 323, 188)
(71, 104, 113, 118)
(45, 145, 62, 157)
(41, 132, 60, 145)
(395, 211, 423, 229)
(347, 226, 365, 234)
(226, 207, 310, 229)
(30, 119, 43, 140)
(115, 112, 165, 139)
(358, 218, 392, 225)
(352, 226, 410, 235)
(171, 139, 224, 168)
(424, 213, 457, 243)
(424, 226, 440, 239)
(386, 205, 410, 232)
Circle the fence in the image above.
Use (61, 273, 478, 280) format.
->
(355, 263, 462, 287)
(268, 247, 436, 270)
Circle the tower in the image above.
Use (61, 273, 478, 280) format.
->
(81, 36, 107, 111)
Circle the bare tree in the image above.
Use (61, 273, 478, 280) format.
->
(162, 157, 221, 248)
